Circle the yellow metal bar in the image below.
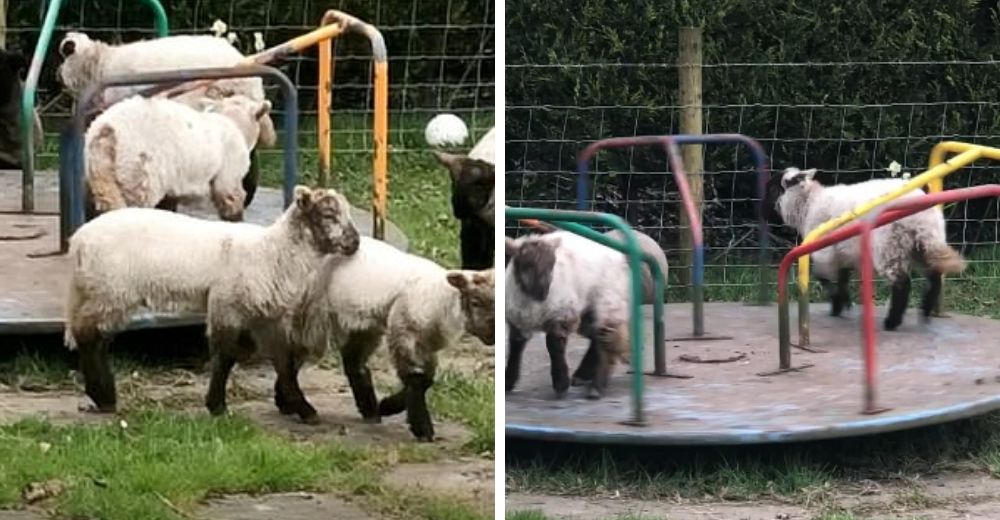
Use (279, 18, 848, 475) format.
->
(318, 39, 332, 187)
(795, 147, 983, 345)
(372, 61, 389, 240)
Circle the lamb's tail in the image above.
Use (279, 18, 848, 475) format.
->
(922, 240, 966, 275)
(86, 125, 127, 213)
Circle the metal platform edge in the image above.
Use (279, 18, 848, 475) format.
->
(0, 313, 206, 336)
(506, 395, 1000, 445)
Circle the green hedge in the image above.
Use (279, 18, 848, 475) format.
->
(506, 0, 1000, 249)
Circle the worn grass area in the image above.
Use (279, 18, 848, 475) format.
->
(431, 370, 495, 455)
(507, 513, 654, 520)
(0, 410, 491, 520)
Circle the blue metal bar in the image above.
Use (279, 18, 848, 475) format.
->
(62, 65, 297, 251)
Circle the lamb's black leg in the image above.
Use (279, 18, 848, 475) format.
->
(77, 332, 116, 413)
(205, 328, 240, 416)
(545, 330, 571, 398)
(505, 325, 529, 392)
(833, 268, 853, 315)
(884, 274, 911, 331)
(205, 351, 237, 416)
(404, 372, 435, 442)
(571, 342, 599, 386)
(272, 348, 318, 424)
(243, 149, 260, 207)
(342, 330, 382, 423)
(921, 270, 944, 323)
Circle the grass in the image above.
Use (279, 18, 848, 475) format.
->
(431, 370, 496, 455)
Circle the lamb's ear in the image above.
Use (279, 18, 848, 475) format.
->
(505, 237, 519, 258)
(473, 269, 495, 287)
(59, 38, 76, 58)
(802, 168, 817, 180)
(254, 100, 272, 121)
(433, 151, 464, 180)
(446, 271, 470, 291)
(294, 185, 313, 209)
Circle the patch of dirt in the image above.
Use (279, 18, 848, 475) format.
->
(198, 492, 377, 520)
(0, 510, 48, 520)
(386, 458, 495, 512)
(507, 470, 1000, 519)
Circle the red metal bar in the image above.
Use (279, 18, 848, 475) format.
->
(857, 184, 1000, 413)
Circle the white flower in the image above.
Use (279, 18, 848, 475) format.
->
(211, 19, 228, 38)
(226, 32, 239, 45)
(902, 172, 911, 180)
(886, 160, 902, 177)
(253, 32, 266, 53)
(119, 419, 129, 430)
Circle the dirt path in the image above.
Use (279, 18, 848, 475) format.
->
(507, 471, 1000, 519)
(0, 339, 495, 519)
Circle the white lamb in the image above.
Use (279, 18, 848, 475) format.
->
(505, 230, 644, 400)
(775, 167, 965, 330)
(85, 94, 271, 221)
(64, 186, 361, 418)
(267, 237, 495, 441)
(56, 31, 276, 147)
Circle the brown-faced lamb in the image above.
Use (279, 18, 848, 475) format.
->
(505, 228, 667, 400)
(265, 237, 495, 441)
(434, 148, 495, 269)
(64, 186, 360, 417)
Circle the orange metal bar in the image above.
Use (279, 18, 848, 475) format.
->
(318, 39, 332, 187)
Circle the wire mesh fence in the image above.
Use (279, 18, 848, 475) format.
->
(6, 0, 495, 178)
(506, 61, 1000, 302)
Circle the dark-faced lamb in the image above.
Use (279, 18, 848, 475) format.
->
(775, 167, 965, 330)
(272, 237, 495, 441)
(505, 229, 668, 400)
(64, 186, 361, 417)
(0, 49, 43, 169)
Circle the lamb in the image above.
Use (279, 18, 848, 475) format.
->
(56, 31, 277, 207)
(84, 94, 272, 221)
(774, 167, 965, 330)
(434, 150, 495, 269)
(268, 237, 495, 441)
(505, 229, 666, 400)
(0, 49, 43, 169)
(64, 185, 361, 417)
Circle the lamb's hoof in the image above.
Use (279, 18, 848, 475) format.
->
(410, 424, 435, 442)
(79, 403, 116, 414)
(553, 389, 567, 400)
(883, 318, 902, 331)
(585, 387, 603, 400)
(571, 375, 592, 387)
(206, 402, 228, 417)
(299, 413, 321, 426)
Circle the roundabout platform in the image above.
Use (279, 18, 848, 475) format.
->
(505, 302, 1000, 445)
(0, 169, 409, 335)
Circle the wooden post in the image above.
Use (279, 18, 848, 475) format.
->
(677, 27, 704, 287)
(0, 0, 7, 49)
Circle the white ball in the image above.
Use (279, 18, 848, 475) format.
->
(424, 113, 469, 148)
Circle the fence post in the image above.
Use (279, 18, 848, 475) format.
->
(0, 0, 7, 49)
(677, 27, 704, 292)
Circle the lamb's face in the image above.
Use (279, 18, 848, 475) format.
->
(208, 94, 273, 149)
(56, 32, 99, 96)
(774, 167, 817, 230)
(433, 151, 495, 220)
(505, 235, 558, 302)
(293, 186, 361, 256)
(447, 269, 495, 346)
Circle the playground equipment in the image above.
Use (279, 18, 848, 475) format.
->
(506, 135, 1000, 445)
(59, 66, 298, 252)
(19, 6, 389, 240)
(573, 134, 771, 340)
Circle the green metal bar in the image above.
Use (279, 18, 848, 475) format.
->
(506, 207, 649, 425)
(20, 0, 168, 212)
